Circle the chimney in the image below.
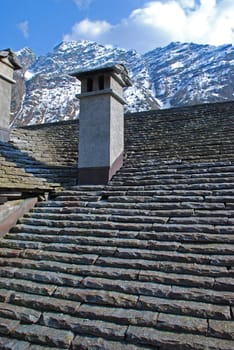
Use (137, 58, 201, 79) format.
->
(0, 49, 21, 142)
(72, 64, 131, 185)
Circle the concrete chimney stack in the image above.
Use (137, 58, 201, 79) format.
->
(72, 64, 131, 185)
(0, 49, 21, 142)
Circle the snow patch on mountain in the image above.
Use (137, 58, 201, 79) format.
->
(171, 62, 184, 69)
(24, 70, 35, 80)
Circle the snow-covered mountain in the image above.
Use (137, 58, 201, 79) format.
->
(11, 40, 234, 126)
(12, 41, 159, 126)
(144, 42, 234, 108)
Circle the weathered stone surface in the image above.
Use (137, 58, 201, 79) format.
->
(0, 336, 30, 350)
(140, 260, 228, 276)
(54, 287, 138, 308)
(139, 270, 215, 288)
(0, 317, 20, 335)
(13, 324, 74, 347)
(0, 277, 57, 296)
(72, 335, 152, 349)
(138, 295, 231, 319)
(214, 278, 234, 291)
(9, 291, 81, 314)
(0, 248, 21, 258)
(29, 346, 64, 350)
(127, 326, 234, 349)
(43, 312, 128, 340)
(21, 249, 98, 265)
(113, 247, 225, 265)
(209, 320, 234, 340)
(157, 312, 207, 334)
(0, 302, 41, 323)
(0, 288, 12, 302)
(13, 267, 83, 287)
(170, 285, 234, 306)
(82, 276, 172, 298)
(78, 304, 158, 326)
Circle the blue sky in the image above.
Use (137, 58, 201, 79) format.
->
(2, 0, 234, 56)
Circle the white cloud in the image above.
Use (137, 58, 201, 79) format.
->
(186, 0, 234, 45)
(18, 20, 29, 39)
(128, 1, 187, 44)
(63, 18, 112, 41)
(178, 0, 196, 8)
(64, 0, 234, 52)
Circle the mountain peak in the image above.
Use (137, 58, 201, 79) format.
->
(53, 40, 97, 52)
(16, 47, 35, 56)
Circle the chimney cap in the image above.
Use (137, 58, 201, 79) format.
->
(70, 62, 132, 87)
(0, 49, 22, 70)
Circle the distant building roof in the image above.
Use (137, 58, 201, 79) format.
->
(0, 48, 22, 70)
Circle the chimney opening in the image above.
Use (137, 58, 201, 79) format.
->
(87, 78, 93, 92)
(98, 75, 105, 90)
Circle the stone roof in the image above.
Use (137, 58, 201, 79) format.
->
(0, 120, 79, 203)
(0, 140, 54, 202)
(0, 101, 234, 349)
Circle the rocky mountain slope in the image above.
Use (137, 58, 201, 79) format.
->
(145, 42, 234, 108)
(11, 40, 234, 126)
